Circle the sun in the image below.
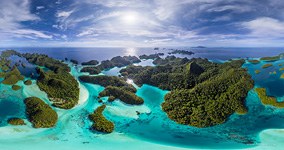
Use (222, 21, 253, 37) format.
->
(121, 12, 138, 25)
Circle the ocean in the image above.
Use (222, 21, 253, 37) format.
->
(1, 47, 283, 62)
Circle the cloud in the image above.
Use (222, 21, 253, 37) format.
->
(82, 0, 149, 8)
(57, 10, 74, 18)
(9, 29, 53, 39)
(242, 17, 284, 38)
(2, 0, 284, 47)
(36, 6, 45, 10)
(0, 0, 52, 40)
(207, 5, 252, 13)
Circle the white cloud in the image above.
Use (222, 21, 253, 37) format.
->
(57, 10, 74, 18)
(153, 0, 219, 20)
(36, 6, 45, 10)
(0, 0, 52, 40)
(207, 5, 252, 13)
(242, 17, 284, 37)
(10, 29, 53, 39)
(82, 0, 149, 8)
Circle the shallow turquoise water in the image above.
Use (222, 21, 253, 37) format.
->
(0, 53, 284, 149)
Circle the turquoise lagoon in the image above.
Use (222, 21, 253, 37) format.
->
(0, 48, 283, 149)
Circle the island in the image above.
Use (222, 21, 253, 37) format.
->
(0, 66, 24, 85)
(0, 50, 80, 109)
(81, 60, 99, 66)
(255, 70, 261, 74)
(191, 46, 207, 49)
(24, 79, 32, 85)
(255, 88, 284, 108)
(80, 56, 141, 75)
(24, 97, 58, 128)
(248, 60, 260, 64)
(36, 67, 79, 109)
(20, 52, 80, 109)
(168, 50, 194, 55)
(281, 73, 284, 79)
(12, 85, 21, 91)
(0, 57, 11, 72)
(262, 64, 273, 69)
(139, 53, 163, 60)
(260, 56, 280, 62)
(80, 67, 100, 75)
(99, 86, 144, 105)
(7, 118, 26, 125)
(79, 75, 143, 104)
(120, 57, 254, 127)
(89, 105, 114, 133)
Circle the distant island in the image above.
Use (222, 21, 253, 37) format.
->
(168, 50, 194, 55)
(191, 46, 207, 48)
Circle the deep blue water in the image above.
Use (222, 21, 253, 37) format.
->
(1, 47, 283, 62)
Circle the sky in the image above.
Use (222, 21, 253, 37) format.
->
(0, 0, 284, 47)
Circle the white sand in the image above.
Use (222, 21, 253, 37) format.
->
(77, 82, 89, 106)
(105, 101, 151, 119)
(250, 129, 284, 150)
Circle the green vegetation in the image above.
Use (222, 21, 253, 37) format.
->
(22, 53, 70, 73)
(17, 52, 79, 109)
(79, 75, 142, 105)
(99, 56, 141, 70)
(99, 86, 144, 105)
(108, 96, 116, 102)
(120, 57, 210, 90)
(153, 56, 190, 66)
(7, 118, 25, 125)
(79, 75, 136, 93)
(0, 58, 11, 72)
(24, 97, 58, 128)
(260, 56, 280, 62)
(12, 85, 21, 91)
(36, 68, 79, 109)
(80, 67, 100, 75)
(281, 73, 284, 79)
(1, 50, 21, 58)
(262, 64, 273, 69)
(248, 60, 260, 64)
(255, 88, 284, 108)
(89, 105, 114, 133)
(81, 56, 141, 73)
(255, 70, 261, 74)
(1, 66, 24, 85)
(24, 80, 32, 85)
(121, 57, 253, 127)
(280, 67, 284, 71)
(139, 53, 164, 60)
(82, 60, 99, 65)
